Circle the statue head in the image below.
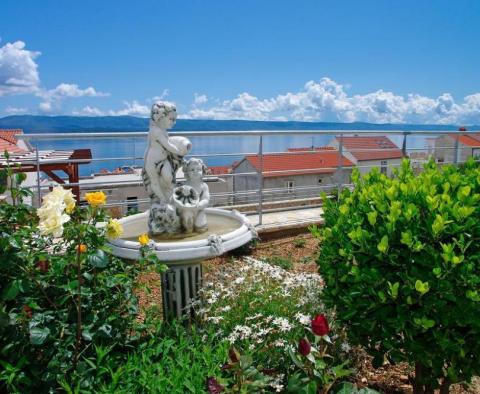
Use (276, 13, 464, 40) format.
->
(151, 101, 177, 129)
(183, 158, 207, 181)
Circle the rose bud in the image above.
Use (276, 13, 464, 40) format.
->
(36, 260, 50, 273)
(206, 376, 224, 394)
(312, 314, 329, 336)
(229, 347, 240, 363)
(298, 338, 311, 356)
(23, 305, 33, 319)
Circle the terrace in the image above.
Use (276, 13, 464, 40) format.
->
(10, 129, 473, 226)
(1, 128, 480, 393)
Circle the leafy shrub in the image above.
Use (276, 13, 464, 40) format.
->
(197, 257, 351, 392)
(318, 159, 480, 393)
(0, 159, 164, 391)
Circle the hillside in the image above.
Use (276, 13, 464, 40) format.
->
(0, 115, 473, 133)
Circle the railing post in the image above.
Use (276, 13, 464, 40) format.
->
(35, 141, 41, 207)
(402, 131, 408, 158)
(258, 135, 264, 226)
(337, 134, 343, 201)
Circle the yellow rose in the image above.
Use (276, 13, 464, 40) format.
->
(85, 191, 107, 207)
(138, 233, 150, 246)
(77, 244, 87, 253)
(106, 219, 123, 240)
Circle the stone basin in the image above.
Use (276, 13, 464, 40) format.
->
(107, 208, 256, 264)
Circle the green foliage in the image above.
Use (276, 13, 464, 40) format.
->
(264, 255, 294, 270)
(220, 347, 273, 392)
(318, 158, 480, 391)
(294, 238, 307, 248)
(0, 157, 161, 392)
(73, 324, 229, 394)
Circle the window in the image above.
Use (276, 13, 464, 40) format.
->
(380, 160, 388, 175)
(285, 180, 295, 193)
(127, 196, 138, 213)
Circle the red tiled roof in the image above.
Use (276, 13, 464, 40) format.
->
(0, 129, 25, 154)
(287, 146, 336, 152)
(449, 133, 480, 147)
(208, 165, 231, 175)
(337, 136, 402, 161)
(242, 151, 354, 178)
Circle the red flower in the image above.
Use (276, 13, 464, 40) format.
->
(206, 377, 224, 394)
(36, 260, 50, 273)
(298, 338, 311, 356)
(311, 314, 329, 336)
(23, 305, 33, 319)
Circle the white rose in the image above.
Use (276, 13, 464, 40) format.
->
(38, 211, 70, 237)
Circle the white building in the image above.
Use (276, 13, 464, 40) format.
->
(328, 135, 403, 176)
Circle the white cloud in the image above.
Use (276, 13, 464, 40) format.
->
(187, 77, 480, 124)
(4, 106, 28, 115)
(194, 93, 208, 105)
(108, 100, 150, 116)
(0, 40, 109, 113)
(41, 83, 109, 99)
(38, 83, 109, 113)
(72, 105, 105, 116)
(0, 41, 40, 96)
(73, 101, 153, 117)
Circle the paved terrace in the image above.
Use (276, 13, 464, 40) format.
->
(248, 206, 324, 236)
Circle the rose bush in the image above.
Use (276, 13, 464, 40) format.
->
(318, 158, 480, 393)
(0, 156, 164, 392)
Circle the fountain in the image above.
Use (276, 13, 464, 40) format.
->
(107, 102, 256, 319)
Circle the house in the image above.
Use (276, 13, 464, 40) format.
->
(39, 165, 232, 217)
(328, 135, 403, 176)
(0, 129, 36, 203)
(434, 132, 480, 164)
(231, 150, 354, 204)
(0, 129, 31, 154)
(207, 165, 233, 206)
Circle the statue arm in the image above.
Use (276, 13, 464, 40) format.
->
(197, 184, 210, 209)
(156, 132, 184, 156)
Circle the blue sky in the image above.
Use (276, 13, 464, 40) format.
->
(1, 0, 479, 124)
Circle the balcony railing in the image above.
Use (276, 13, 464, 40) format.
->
(14, 129, 479, 229)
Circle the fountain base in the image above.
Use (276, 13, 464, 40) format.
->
(107, 208, 256, 319)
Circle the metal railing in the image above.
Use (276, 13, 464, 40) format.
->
(15, 129, 480, 228)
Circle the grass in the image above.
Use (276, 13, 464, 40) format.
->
(263, 255, 293, 270)
(85, 324, 228, 394)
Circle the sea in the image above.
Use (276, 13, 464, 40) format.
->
(33, 132, 431, 177)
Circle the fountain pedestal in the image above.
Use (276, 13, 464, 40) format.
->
(107, 208, 256, 319)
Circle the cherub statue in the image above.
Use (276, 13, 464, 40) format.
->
(173, 158, 210, 233)
(142, 102, 191, 203)
(143, 102, 192, 235)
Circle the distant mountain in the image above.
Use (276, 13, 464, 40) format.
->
(0, 115, 477, 133)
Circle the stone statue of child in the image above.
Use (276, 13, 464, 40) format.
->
(142, 101, 191, 203)
(173, 158, 210, 233)
(143, 101, 192, 235)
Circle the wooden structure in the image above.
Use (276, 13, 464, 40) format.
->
(0, 149, 92, 202)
